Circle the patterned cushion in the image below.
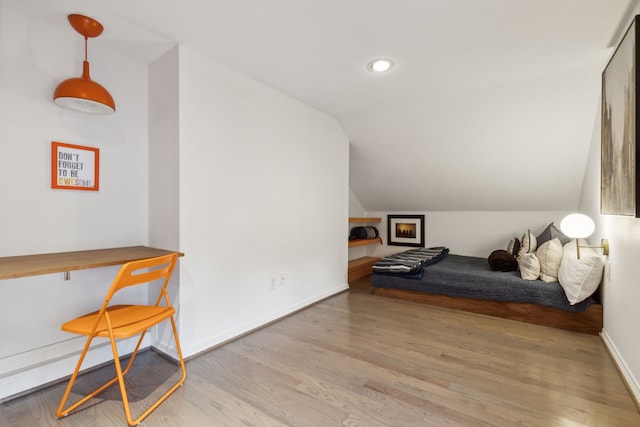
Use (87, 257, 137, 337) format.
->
(517, 253, 540, 280)
(536, 238, 563, 282)
(506, 238, 521, 257)
(517, 230, 538, 257)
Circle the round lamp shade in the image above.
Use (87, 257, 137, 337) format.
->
(560, 213, 595, 239)
(54, 62, 115, 114)
(54, 79, 115, 114)
(53, 14, 115, 114)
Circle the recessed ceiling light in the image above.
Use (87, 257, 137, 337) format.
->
(367, 58, 393, 73)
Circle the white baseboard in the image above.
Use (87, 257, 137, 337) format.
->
(601, 328, 640, 407)
(182, 284, 349, 358)
(0, 336, 148, 402)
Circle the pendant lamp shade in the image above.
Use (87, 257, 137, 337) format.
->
(54, 14, 115, 114)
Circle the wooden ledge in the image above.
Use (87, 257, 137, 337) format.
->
(0, 246, 184, 280)
(348, 256, 381, 284)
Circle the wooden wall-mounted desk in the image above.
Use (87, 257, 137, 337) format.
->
(0, 246, 184, 280)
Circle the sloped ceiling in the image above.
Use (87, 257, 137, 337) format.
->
(5, 0, 634, 211)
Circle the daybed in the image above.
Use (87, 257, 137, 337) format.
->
(371, 247, 603, 335)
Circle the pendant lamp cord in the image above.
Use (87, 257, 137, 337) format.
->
(84, 36, 88, 61)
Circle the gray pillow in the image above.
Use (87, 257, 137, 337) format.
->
(536, 223, 570, 246)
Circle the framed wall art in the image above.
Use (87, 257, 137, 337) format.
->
(51, 141, 99, 191)
(601, 15, 640, 217)
(387, 214, 425, 247)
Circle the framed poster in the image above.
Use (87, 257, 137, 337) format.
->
(601, 15, 639, 216)
(51, 141, 99, 191)
(387, 214, 425, 247)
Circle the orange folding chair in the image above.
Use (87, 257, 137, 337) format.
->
(56, 253, 186, 426)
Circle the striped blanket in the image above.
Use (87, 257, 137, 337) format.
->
(372, 247, 449, 277)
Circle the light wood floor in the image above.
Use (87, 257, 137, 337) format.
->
(2, 288, 639, 426)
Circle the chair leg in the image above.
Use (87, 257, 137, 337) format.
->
(56, 332, 147, 421)
(56, 334, 128, 418)
(57, 318, 186, 426)
(170, 315, 188, 385)
(56, 335, 96, 418)
(112, 317, 187, 426)
(108, 330, 137, 426)
(120, 329, 148, 377)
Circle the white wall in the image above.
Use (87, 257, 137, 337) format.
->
(574, 6, 640, 405)
(148, 46, 180, 261)
(156, 45, 350, 356)
(346, 64, 602, 213)
(348, 187, 570, 259)
(1, 5, 350, 399)
(349, 188, 366, 217)
(0, 4, 151, 400)
(357, 209, 570, 258)
(579, 103, 640, 403)
(148, 45, 182, 355)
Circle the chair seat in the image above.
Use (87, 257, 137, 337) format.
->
(61, 305, 175, 339)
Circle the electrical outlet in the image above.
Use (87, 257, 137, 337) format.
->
(269, 277, 277, 290)
(279, 272, 286, 286)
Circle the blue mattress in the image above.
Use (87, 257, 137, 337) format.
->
(371, 254, 594, 312)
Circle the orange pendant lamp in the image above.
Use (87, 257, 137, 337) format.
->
(54, 14, 116, 114)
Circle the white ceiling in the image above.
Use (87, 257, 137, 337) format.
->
(6, 0, 636, 211)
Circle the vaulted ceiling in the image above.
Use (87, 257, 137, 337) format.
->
(8, 0, 635, 211)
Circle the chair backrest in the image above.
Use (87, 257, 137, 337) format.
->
(104, 253, 178, 304)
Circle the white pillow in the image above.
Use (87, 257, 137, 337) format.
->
(517, 253, 540, 280)
(558, 239, 605, 304)
(536, 238, 562, 282)
(517, 230, 538, 257)
(506, 237, 520, 257)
